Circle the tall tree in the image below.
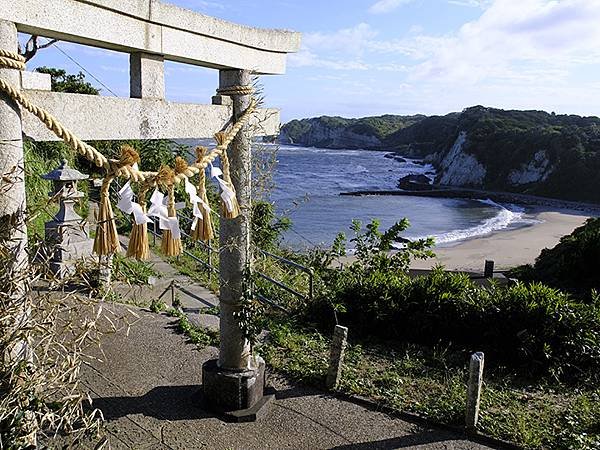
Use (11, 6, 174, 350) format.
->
(35, 66, 100, 95)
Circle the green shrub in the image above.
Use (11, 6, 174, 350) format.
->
(509, 218, 600, 301)
(251, 201, 291, 251)
(297, 221, 600, 381)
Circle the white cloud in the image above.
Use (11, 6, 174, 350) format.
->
(369, 0, 414, 14)
(288, 48, 370, 71)
(286, 0, 600, 117)
(289, 23, 376, 71)
(302, 23, 378, 55)
(448, 0, 490, 7)
(407, 0, 600, 84)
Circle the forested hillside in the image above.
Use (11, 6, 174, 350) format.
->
(282, 106, 600, 202)
(280, 114, 425, 149)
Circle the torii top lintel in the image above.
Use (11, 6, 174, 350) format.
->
(2, 0, 301, 75)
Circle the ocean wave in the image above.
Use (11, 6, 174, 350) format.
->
(398, 199, 536, 247)
(280, 146, 363, 156)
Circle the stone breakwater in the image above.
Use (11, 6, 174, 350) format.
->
(341, 186, 600, 214)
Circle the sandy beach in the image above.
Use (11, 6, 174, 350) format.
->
(411, 208, 594, 272)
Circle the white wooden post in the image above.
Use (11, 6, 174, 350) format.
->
(466, 352, 485, 429)
(326, 325, 348, 389)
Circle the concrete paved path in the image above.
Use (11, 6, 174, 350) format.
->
(76, 303, 501, 450)
(114, 236, 220, 330)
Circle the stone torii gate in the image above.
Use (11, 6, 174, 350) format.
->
(0, 0, 299, 419)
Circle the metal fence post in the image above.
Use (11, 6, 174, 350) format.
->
(153, 217, 157, 246)
(207, 239, 212, 283)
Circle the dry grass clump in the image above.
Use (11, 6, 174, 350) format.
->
(0, 239, 136, 449)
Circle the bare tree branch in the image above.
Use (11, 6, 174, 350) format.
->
(18, 36, 59, 62)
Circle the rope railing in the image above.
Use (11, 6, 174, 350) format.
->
(0, 49, 256, 259)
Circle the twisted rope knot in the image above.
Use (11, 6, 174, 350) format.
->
(0, 50, 26, 71)
(216, 85, 254, 96)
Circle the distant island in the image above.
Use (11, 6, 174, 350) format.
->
(280, 106, 600, 203)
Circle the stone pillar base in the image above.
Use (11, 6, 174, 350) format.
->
(201, 357, 273, 422)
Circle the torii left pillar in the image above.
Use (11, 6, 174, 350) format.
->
(202, 69, 272, 421)
(0, 20, 30, 362)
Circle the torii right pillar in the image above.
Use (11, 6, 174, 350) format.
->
(202, 69, 271, 421)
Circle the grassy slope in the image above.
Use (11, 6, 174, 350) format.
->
(261, 319, 600, 450)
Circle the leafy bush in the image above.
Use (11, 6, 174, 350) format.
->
(251, 201, 291, 251)
(509, 218, 600, 301)
(35, 66, 100, 95)
(297, 220, 600, 381)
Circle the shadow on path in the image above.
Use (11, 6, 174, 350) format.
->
(177, 285, 216, 307)
(328, 431, 465, 449)
(92, 385, 215, 422)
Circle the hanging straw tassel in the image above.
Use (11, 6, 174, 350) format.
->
(158, 166, 182, 257)
(119, 144, 141, 167)
(126, 186, 150, 260)
(191, 147, 214, 242)
(93, 176, 120, 256)
(94, 144, 142, 257)
(214, 132, 241, 219)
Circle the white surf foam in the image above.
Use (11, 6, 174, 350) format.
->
(399, 199, 538, 247)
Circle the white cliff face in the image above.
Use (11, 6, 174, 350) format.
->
(438, 131, 486, 186)
(508, 150, 552, 185)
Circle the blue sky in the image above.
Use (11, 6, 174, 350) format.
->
(19, 0, 600, 122)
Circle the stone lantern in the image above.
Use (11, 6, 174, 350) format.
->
(42, 159, 94, 277)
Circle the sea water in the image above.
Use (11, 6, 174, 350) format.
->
(180, 141, 533, 249)
(268, 145, 532, 249)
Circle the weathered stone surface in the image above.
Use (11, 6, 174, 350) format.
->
(0, 19, 29, 367)
(201, 357, 266, 414)
(508, 150, 553, 186)
(218, 69, 253, 371)
(326, 325, 348, 389)
(129, 53, 164, 99)
(384, 153, 407, 163)
(1, 0, 301, 74)
(466, 352, 485, 429)
(280, 118, 382, 149)
(398, 174, 432, 190)
(438, 131, 486, 187)
(20, 90, 280, 140)
(211, 94, 232, 106)
(189, 313, 219, 333)
(20, 71, 51, 91)
(0, 20, 25, 217)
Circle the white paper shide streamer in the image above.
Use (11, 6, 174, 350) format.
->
(116, 181, 151, 225)
(210, 163, 236, 213)
(147, 188, 181, 240)
(184, 178, 211, 231)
